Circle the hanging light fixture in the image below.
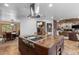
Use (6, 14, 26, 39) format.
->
(10, 19, 15, 26)
(11, 23, 14, 26)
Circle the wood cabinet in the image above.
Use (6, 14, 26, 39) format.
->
(19, 36, 64, 55)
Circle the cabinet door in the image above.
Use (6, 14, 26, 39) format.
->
(56, 39, 64, 55)
(48, 44, 57, 55)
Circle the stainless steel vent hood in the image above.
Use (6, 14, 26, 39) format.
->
(27, 3, 40, 18)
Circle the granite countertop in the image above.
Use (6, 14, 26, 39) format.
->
(19, 35, 64, 48)
(35, 36, 63, 48)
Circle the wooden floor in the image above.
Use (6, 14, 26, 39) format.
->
(0, 39, 79, 55)
(0, 39, 20, 55)
(63, 40, 79, 55)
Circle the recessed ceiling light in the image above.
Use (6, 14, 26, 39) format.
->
(49, 3, 53, 7)
(4, 3, 9, 7)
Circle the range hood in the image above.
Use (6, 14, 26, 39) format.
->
(27, 3, 40, 18)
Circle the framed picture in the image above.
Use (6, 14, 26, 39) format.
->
(47, 23, 52, 32)
(36, 21, 45, 35)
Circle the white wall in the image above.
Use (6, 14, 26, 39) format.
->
(20, 18, 54, 36)
(20, 18, 36, 35)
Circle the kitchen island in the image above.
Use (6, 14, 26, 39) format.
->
(18, 35, 64, 55)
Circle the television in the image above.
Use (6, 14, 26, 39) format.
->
(72, 25, 79, 29)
